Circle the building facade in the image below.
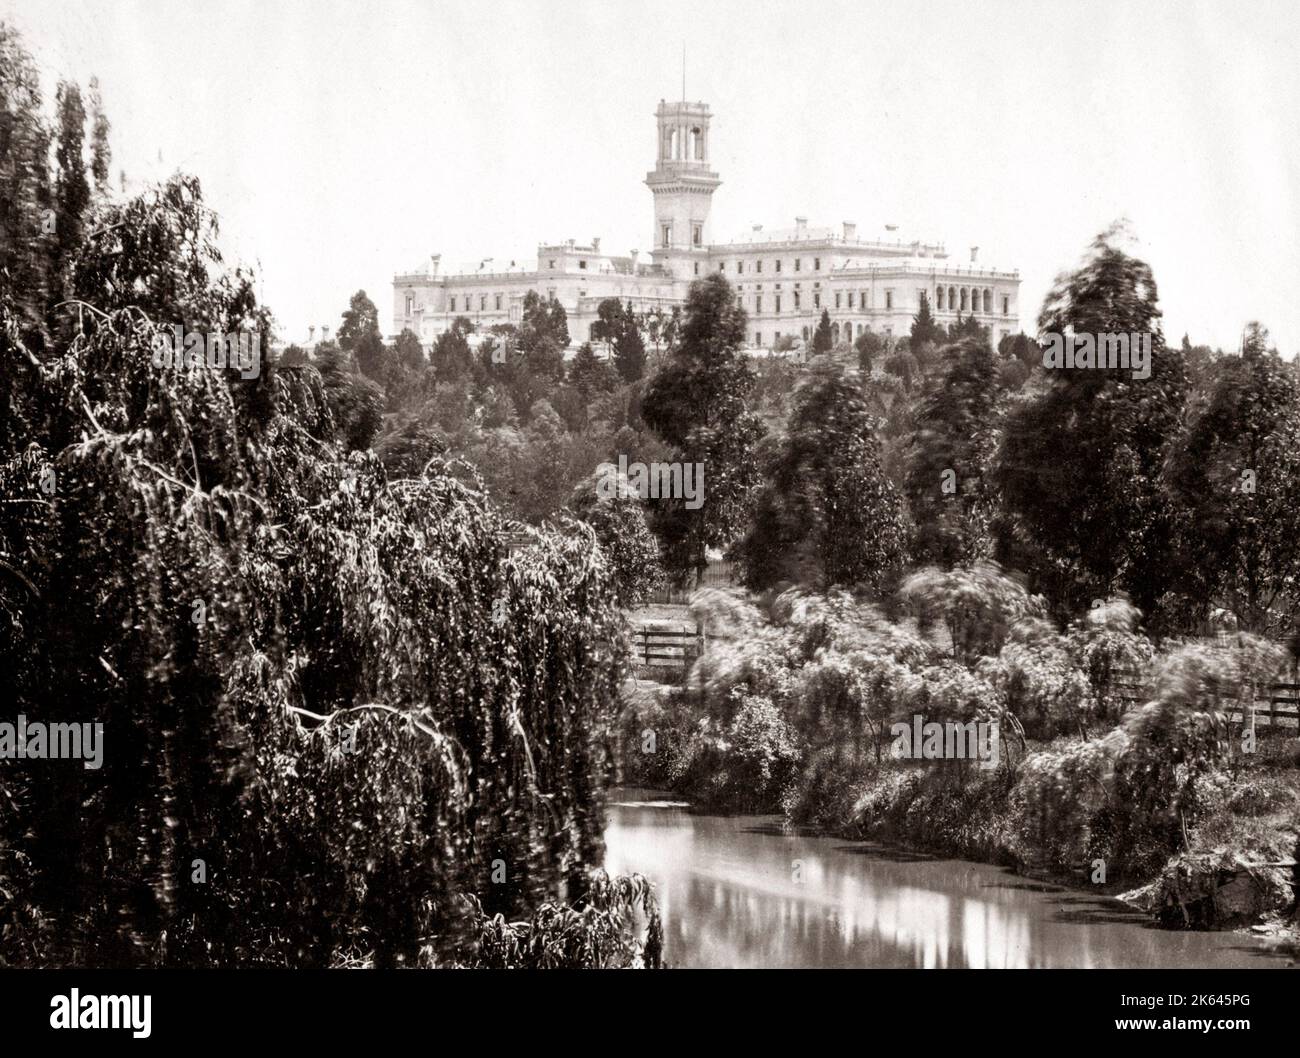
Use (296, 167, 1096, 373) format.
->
(392, 100, 1020, 352)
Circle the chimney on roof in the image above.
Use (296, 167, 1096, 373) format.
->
(795, 216, 808, 238)
(843, 221, 857, 241)
(308, 325, 316, 344)
(970, 245, 979, 263)
(631, 249, 639, 271)
(430, 254, 441, 275)
(592, 237, 600, 252)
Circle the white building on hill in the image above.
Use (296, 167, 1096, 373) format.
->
(393, 99, 1020, 352)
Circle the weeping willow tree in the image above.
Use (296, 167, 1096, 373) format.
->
(0, 28, 656, 968)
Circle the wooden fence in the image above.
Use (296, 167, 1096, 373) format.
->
(1263, 682, 1300, 727)
(1096, 673, 1299, 729)
(630, 625, 703, 680)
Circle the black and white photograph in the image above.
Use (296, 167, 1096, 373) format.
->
(0, 0, 1297, 1041)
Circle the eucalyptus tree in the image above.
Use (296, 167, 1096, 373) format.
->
(1163, 323, 1300, 634)
(905, 337, 1002, 566)
(992, 223, 1187, 619)
(735, 360, 907, 592)
(642, 273, 765, 584)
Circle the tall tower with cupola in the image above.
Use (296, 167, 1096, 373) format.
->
(645, 100, 721, 275)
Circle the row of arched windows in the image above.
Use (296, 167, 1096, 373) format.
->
(936, 286, 992, 314)
(662, 125, 705, 162)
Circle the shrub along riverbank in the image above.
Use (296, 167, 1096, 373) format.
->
(622, 570, 1300, 936)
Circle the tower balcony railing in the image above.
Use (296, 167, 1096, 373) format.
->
(646, 168, 721, 188)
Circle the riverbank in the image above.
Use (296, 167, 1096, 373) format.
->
(603, 786, 1299, 968)
(815, 754, 1296, 937)
(620, 581, 1300, 949)
(624, 736, 1300, 945)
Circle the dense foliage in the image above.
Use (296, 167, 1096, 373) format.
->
(1, 26, 659, 968)
(625, 570, 1299, 915)
(642, 273, 766, 584)
(992, 224, 1188, 620)
(904, 338, 1001, 566)
(736, 359, 907, 591)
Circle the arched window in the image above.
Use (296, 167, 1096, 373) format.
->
(691, 126, 703, 160)
(960, 288, 968, 312)
(983, 289, 992, 313)
(936, 287, 945, 311)
(831, 323, 841, 344)
(802, 326, 810, 340)
(948, 286, 956, 310)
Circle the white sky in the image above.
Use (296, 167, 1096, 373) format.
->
(3, 0, 1298, 352)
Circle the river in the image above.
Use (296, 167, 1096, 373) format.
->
(602, 788, 1293, 969)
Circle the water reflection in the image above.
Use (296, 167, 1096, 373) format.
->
(603, 789, 1290, 969)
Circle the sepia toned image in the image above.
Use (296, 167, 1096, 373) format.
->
(0, 0, 1297, 1040)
